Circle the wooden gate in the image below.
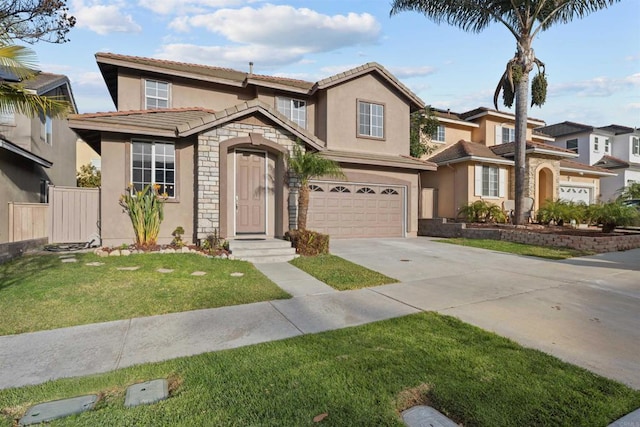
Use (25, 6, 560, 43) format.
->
(8, 203, 48, 242)
(48, 186, 100, 244)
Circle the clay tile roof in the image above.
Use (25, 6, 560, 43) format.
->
(248, 73, 314, 91)
(559, 159, 616, 175)
(427, 140, 509, 165)
(593, 155, 630, 169)
(322, 149, 436, 171)
(490, 140, 576, 157)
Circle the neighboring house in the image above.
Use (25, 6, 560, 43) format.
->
(76, 138, 101, 171)
(537, 121, 639, 201)
(0, 72, 78, 243)
(69, 53, 436, 246)
(421, 107, 614, 218)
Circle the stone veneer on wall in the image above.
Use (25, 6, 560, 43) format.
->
(196, 120, 298, 240)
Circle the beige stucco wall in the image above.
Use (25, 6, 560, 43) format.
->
(425, 124, 472, 160)
(100, 133, 195, 247)
(527, 156, 560, 211)
(323, 73, 410, 156)
(471, 116, 537, 147)
(421, 163, 470, 219)
(559, 172, 601, 203)
(76, 139, 100, 170)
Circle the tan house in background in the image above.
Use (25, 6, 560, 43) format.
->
(0, 72, 78, 243)
(69, 53, 436, 246)
(422, 107, 614, 219)
(76, 139, 101, 171)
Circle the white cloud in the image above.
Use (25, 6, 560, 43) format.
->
(550, 73, 640, 98)
(389, 66, 436, 79)
(137, 0, 247, 15)
(73, 71, 105, 87)
(168, 5, 380, 54)
(72, 1, 141, 35)
(625, 54, 640, 61)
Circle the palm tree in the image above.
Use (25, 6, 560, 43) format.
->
(390, 0, 619, 224)
(287, 142, 345, 230)
(0, 43, 70, 118)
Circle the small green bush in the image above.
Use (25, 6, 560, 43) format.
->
(536, 200, 587, 225)
(458, 200, 506, 223)
(586, 201, 639, 233)
(285, 229, 330, 256)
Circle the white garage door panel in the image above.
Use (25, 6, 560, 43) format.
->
(560, 185, 592, 204)
(307, 181, 405, 238)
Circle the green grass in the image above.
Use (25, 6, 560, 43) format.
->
(0, 253, 290, 335)
(436, 238, 595, 260)
(290, 254, 397, 290)
(0, 313, 637, 426)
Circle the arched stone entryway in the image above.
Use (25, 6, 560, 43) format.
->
(536, 166, 555, 211)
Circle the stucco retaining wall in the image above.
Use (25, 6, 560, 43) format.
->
(0, 238, 47, 264)
(419, 218, 640, 253)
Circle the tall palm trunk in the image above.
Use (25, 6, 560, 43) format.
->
(297, 183, 310, 230)
(514, 71, 529, 225)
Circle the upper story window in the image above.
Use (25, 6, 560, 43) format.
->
(502, 127, 515, 144)
(276, 97, 306, 128)
(566, 138, 578, 153)
(0, 109, 15, 126)
(358, 101, 384, 139)
(604, 138, 611, 154)
(145, 79, 170, 109)
(593, 137, 599, 152)
(632, 137, 640, 156)
(39, 113, 53, 145)
(132, 140, 175, 198)
(431, 125, 445, 142)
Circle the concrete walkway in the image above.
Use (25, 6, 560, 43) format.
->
(0, 238, 638, 395)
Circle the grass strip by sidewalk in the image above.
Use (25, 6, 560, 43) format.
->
(0, 313, 637, 426)
(435, 238, 595, 260)
(0, 253, 289, 336)
(290, 254, 397, 290)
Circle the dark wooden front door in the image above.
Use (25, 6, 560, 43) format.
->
(236, 150, 266, 234)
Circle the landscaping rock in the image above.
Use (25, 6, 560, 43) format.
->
(61, 258, 77, 263)
(20, 395, 98, 426)
(85, 262, 105, 267)
(157, 268, 174, 274)
(109, 250, 121, 257)
(191, 271, 206, 276)
(121, 249, 131, 256)
(124, 379, 168, 408)
(402, 405, 458, 427)
(181, 247, 190, 253)
(228, 254, 235, 260)
(117, 266, 140, 271)
(165, 248, 176, 254)
(59, 255, 75, 259)
(96, 250, 109, 257)
(230, 272, 244, 277)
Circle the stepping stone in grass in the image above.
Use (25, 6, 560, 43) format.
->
(85, 262, 105, 267)
(61, 258, 77, 263)
(59, 255, 75, 259)
(20, 395, 98, 426)
(157, 268, 174, 273)
(402, 405, 458, 427)
(230, 272, 244, 277)
(117, 266, 140, 271)
(191, 271, 206, 276)
(124, 379, 168, 408)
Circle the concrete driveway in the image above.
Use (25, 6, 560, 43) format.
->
(331, 237, 640, 390)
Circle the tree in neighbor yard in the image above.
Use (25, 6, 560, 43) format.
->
(0, 43, 70, 118)
(391, 0, 620, 224)
(0, 0, 76, 44)
(287, 142, 345, 230)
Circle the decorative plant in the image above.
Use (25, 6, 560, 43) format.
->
(458, 200, 506, 223)
(586, 201, 639, 233)
(171, 226, 185, 248)
(119, 184, 167, 248)
(616, 182, 640, 201)
(536, 200, 587, 226)
(201, 229, 228, 254)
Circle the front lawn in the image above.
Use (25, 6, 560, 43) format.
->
(0, 253, 290, 335)
(290, 254, 397, 290)
(435, 238, 594, 259)
(0, 313, 637, 426)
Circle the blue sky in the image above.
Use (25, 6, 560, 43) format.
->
(31, 0, 640, 127)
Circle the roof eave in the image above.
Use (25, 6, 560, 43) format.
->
(436, 156, 514, 166)
(559, 166, 617, 177)
(0, 139, 52, 168)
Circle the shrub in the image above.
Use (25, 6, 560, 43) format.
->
(201, 229, 228, 254)
(285, 229, 330, 256)
(458, 200, 506, 223)
(119, 184, 167, 248)
(171, 226, 185, 248)
(536, 200, 587, 225)
(586, 201, 639, 233)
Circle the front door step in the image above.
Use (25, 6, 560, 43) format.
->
(228, 239, 297, 263)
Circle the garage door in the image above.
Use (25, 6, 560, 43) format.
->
(559, 185, 592, 204)
(306, 181, 405, 238)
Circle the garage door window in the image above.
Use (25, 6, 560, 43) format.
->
(309, 184, 324, 192)
(357, 187, 375, 194)
(381, 188, 399, 195)
(330, 186, 350, 193)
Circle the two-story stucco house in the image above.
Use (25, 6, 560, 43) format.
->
(68, 53, 436, 246)
(537, 121, 639, 201)
(0, 72, 78, 243)
(421, 108, 614, 219)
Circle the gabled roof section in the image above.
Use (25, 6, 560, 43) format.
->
(536, 121, 595, 137)
(427, 140, 514, 166)
(559, 159, 617, 177)
(0, 137, 52, 168)
(432, 107, 479, 128)
(491, 140, 578, 158)
(68, 101, 326, 153)
(597, 124, 637, 135)
(313, 62, 424, 110)
(593, 155, 630, 169)
(460, 107, 545, 126)
(322, 149, 436, 171)
(3, 70, 78, 113)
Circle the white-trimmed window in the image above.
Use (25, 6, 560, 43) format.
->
(276, 97, 306, 128)
(358, 101, 384, 138)
(431, 125, 445, 142)
(502, 127, 515, 144)
(604, 138, 611, 154)
(593, 137, 599, 152)
(40, 113, 53, 145)
(475, 165, 506, 198)
(132, 140, 175, 198)
(145, 79, 170, 109)
(0, 109, 15, 126)
(633, 137, 640, 156)
(566, 138, 578, 153)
